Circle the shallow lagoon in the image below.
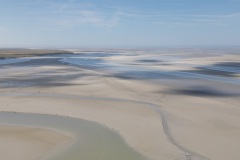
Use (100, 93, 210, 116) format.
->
(0, 112, 146, 160)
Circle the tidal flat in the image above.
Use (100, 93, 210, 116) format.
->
(0, 112, 145, 160)
(0, 48, 240, 160)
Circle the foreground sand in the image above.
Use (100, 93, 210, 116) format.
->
(0, 49, 240, 160)
(0, 66, 182, 160)
(0, 125, 71, 160)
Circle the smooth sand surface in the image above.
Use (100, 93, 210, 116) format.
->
(0, 125, 71, 160)
(0, 49, 239, 160)
(0, 112, 146, 160)
(0, 66, 182, 160)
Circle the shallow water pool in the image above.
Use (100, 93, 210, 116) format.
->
(0, 112, 146, 160)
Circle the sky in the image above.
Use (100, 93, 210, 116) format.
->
(0, 0, 240, 48)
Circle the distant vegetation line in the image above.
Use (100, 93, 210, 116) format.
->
(0, 49, 73, 59)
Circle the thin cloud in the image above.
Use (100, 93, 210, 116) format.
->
(123, 11, 240, 26)
(5, 0, 240, 28)
(52, 11, 119, 28)
(33, 0, 120, 28)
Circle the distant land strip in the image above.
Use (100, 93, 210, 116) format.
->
(0, 49, 73, 59)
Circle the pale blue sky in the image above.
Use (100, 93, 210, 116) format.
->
(0, 0, 240, 48)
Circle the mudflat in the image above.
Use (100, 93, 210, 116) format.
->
(0, 48, 240, 160)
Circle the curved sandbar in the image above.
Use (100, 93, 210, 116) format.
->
(0, 125, 71, 160)
(0, 112, 146, 160)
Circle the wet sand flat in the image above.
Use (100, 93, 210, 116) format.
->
(0, 48, 240, 160)
(0, 125, 71, 160)
(0, 112, 146, 160)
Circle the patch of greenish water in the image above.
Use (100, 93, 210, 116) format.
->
(0, 112, 147, 160)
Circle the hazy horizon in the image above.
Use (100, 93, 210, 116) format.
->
(1, 45, 240, 50)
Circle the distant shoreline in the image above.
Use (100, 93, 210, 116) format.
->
(0, 49, 73, 59)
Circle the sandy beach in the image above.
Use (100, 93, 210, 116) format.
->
(0, 125, 71, 160)
(0, 48, 240, 160)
